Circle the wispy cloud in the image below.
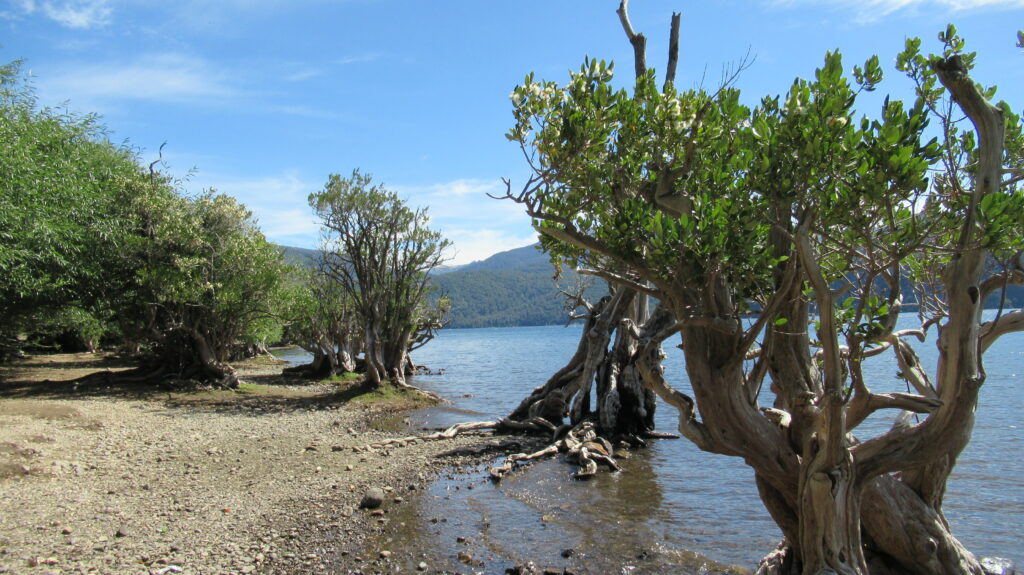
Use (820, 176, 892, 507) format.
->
(285, 67, 323, 82)
(42, 0, 111, 28)
(396, 178, 538, 265)
(5, 0, 113, 28)
(194, 171, 322, 247)
(182, 172, 535, 264)
(338, 54, 380, 66)
(40, 53, 234, 106)
(443, 228, 539, 266)
(268, 104, 340, 120)
(769, 0, 1024, 21)
(0, 0, 35, 20)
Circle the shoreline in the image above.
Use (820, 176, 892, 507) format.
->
(0, 353, 503, 575)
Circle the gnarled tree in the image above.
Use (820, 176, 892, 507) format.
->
(309, 169, 452, 388)
(503, 5, 1022, 574)
(122, 188, 289, 388)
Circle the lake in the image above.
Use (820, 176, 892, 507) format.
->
(276, 312, 1022, 572)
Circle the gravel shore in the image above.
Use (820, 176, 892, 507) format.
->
(0, 353, 502, 575)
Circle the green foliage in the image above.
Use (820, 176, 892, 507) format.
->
(309, 170, 451, 381)
(894, 28, 1024, 314)
(0, 58, 290, 368)
(128, 187, 289, 363)
(508, 27, 1021, 354)
(0, 59, 145, 352)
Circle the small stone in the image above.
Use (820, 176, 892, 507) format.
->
(114, 528, 128, 538)
(331, 446, 344, 452)
(379, 550, 392, 559)
(370, 509, 385, 517)
(346, 464, 354, 471)
(61, 528, 72, 535)
(359, 487, 386, 509)
(417, 561, 428, 571)
(561, 548, 575, 558)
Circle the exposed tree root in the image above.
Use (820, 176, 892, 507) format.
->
(359, 421, 500, 452)
(489, 421, 621, 480)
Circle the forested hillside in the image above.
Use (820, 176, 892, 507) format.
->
(431, 244, 606, 328)
(281, 243, 1022, 328)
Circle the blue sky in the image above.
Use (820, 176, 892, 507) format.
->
(3, 0, 1022, 264)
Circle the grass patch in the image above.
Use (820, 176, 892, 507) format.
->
(235, 382, 269, 394)
(324, 372, 363, 383)
(331, 379, 439, 410)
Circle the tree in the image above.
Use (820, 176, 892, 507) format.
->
(122, 188, 289, 388)
(309, 170, 452, 388)
(0, 58, 146, 356)
(502, 5, 1022, 574)
(279, 264, 362, 378)
(1, 57, 292, 387)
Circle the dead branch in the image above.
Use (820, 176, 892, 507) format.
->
(617, 0, 646, 79)
(664, 12, 681, 91)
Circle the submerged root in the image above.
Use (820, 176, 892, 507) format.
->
(488, 421, 623, 481)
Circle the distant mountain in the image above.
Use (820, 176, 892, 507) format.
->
(431, 244, 607, 329)
(276, 245, 319, 267)
(455, 244, 553, 272)
(276, 242, 1023, 329)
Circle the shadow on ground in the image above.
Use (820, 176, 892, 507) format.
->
(0, 353, 431, 416)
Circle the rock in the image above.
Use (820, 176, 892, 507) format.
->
(560, 548, 575, 558)
(114, 528, 129, 538)
(982, 557, 1017, 575)
(359, 487, 385, 509)
(506, 562, 541, 575)
(416, 561, 428, 571)
(457, 551, 482, 566)
(379, 550, 392, 559)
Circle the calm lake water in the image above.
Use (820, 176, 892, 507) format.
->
(276, 312, 1022, 572)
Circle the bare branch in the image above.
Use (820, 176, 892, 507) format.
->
(617, 0, 647, 78)
(664, 12, 681, 91)
(980, 269, 1024, 302)
(981, 310, 1024, 352)
(847, 392, 944, 430)
(578, 268, 660, 298)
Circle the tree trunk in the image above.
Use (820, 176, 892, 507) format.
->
(504, 287, 654, 438)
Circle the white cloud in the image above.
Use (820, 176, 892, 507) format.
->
(42, 0, 111, 28)
(186, 173, 537, 265)
(41, 53, 234, 106)
(193, 171, 321, 248)
(769, 0, 1024, 21)
(338, 54, 380, 65)
(268, 104, 340, 120)
(443, 228, 539, 266)
(396, 178, 538, 265)
(285, 67, 323, 82)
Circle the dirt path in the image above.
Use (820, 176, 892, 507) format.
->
(0, 353, 498, 575)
